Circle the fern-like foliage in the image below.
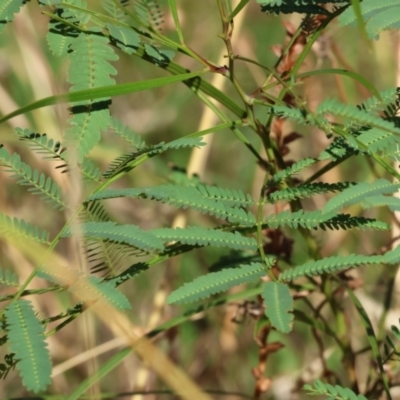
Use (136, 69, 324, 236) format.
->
(88, 183, 255, 225)
(361, 195, 400, 212)
(109, 117, 146, 149)
(318, 137, 358, 162)
(303, 379, 368, 400)
(0, 0, 27, 32)
(68, 276, 131, 309)
(0, 268, 18, 286)
(262, 281, 293, 333)
(356, 128, 400, 160)
(16, 129, 68, 173)
(358, 88, 399, 114)
(81, 158, 102, 182)
(323, 179, 400, 214)
(263, 210, 336, 229)
(257, 0, 348, 15)
(134, 0, 164, 31)
(151, 226, 257, 251)
(0, 212, 50, 245)
(339, 0, 400, 39)
(82, 201, 144, 275)
(317, 98, 400, 136)
(279, 253, 383, 282)
(0, 146, 67, 210)
(16, 129, 65, 160)
(267, 182, 356, 203)
(167, 262, 271, 304)
(108, 262, 149, 286)
(5, 299, 52, 393)
(64, 30, 118, 162)
(103, 136, 204, 178)
(43, 0, 86, 58)
(102, 0, 130, 21)
(62, 221, 165, 252)
(107, 24, 141, 55)
(268, 158, 317, 185)
(279, 246, 400, 282)
(319, 214, 389, 231)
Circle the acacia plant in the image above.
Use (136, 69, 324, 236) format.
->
(2, 0, 400, 399)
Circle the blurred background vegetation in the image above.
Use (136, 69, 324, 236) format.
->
(0, 1, 399, 398)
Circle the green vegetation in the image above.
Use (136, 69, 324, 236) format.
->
(1, 0, 400, 398)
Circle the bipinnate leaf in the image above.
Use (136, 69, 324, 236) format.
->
(167, 262, 270, 304)
(5, 300, 52, 393)
(0, 212, 50, 244)
(279, 246, 400, 282)
(0, 0, 26, 32)
(0, 268, 18, 286)
(361, 194, 400, 211)
(62, 221, 164, 251)
(151, 226, 257, 251)
(264, 210, 336, 229)
(269, 158, 317, 183)
(303, 379, 368, 400)
(69, 276, 131, 310)
(65, 31, 118, 161)
(317, 98, 400, 135)
(262, 281, 293, 334)
(87, 182, 254, 227)
(323, 179, 400, 214)
(108, 24, 141, 54)
(279, 254, 383, 282)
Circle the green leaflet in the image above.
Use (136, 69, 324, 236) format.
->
(269, 158, 317, 184)
(303, 379, 368, 400)
(319, 214, 389, 231)
(362, 194, 400, 212)
(16, 129, 65, 161)
(45, 0, 86, 58)
(381, 245, 400, 264)
(134, 0, 164, 30)
(62, 221, 165, 251)
(107, 24, 141, 55)
(151, 226, 257, 251)
(264, 210, 336, 229)
(88, 183, 255, 225)
(323, 179, 400, 214)
(5, 300, 52, 393)
(357, 128, 400, 159)
(81, 158, 102, 182)
(69, 276, 131, 309)
(0, 212, 50, 245)
(262, 281, 293, 334)
(359, 88, 398, 114)
(257, 0, 346, 15)
(167, 262, 270, 305)
(109, 117, 146, 148)
(272, 105, 309, 125)
(0, 0, 26, 32)
(0, 147, 67, 210)
(65, 31, 118, 162)
(103, 136, 205, 178)
(102, 0, 129, 21)
(0, 268, 18, 286)
(279, 253, 385, 282)
(267, 182, 356, 203)
(317, 98, 400, 136)
(340, 0, 400, 39)
(318, 137, 357, 162)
